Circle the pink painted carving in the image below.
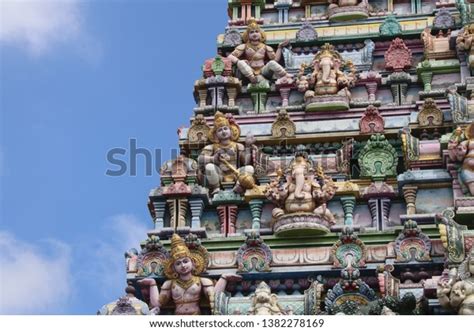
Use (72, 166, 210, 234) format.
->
(385, 38, 412, 72)
(359, 105, 385, 134)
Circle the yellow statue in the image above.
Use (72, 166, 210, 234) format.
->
(139, 234, 241, 315)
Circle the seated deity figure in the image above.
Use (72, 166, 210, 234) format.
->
(328, 0, 368, 8)
(139, 234, 241, 315)
(297, 43, 357, 111)
(198, 112, 254, 194)
(227, 19, 292, 84)
(437, 249, 474, 315)
(448, 123, 474, 196)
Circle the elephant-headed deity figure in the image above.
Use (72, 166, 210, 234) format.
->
(438, 248, 474, 315)
(265, 151, 337, 225)
(448, 123, 474, 196)
(297, 43, 357, 111)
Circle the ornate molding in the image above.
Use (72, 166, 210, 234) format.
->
(271, 109, 296, 138)
(395, 220, 432, 263)
(359, 105, 384, 134)
(236, 231, 272, 273)
(385, 38, 412, 72)
(417, 98, 444, 127)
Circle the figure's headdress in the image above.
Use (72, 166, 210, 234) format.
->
(208, 111, 241, 143)
(256, 281, 271, 292)
(163, 234, 205, 279)
(314, 43, 342, 62)
(242, 19, 266, 43)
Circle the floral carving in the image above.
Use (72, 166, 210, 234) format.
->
(395, 220, 432, 263)
(417, 98, 443, 127)
(358, 134, 398, 179)
(187, 115, 211, 144)
(271, 109, 296, 138)
(236, 231, 272, 273)
(385, 38, 412, 72)
(359, 105, 384, 134)
(331, 227, 367, 269)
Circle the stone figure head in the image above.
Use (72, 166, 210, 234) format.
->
(242, 19, 266, 43)
(208, 112, 241, 143)
(164, 234, 204, 279)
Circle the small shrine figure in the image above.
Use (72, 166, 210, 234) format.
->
(228, 19, 292, 85)
(297, 43, 357, 111)
(265, 152, 337, 236)
(327, 0, 370, 22)
(448, 123, 474, 195)
(438, 249, 474, 315)
(248, 282, 287, 315)
(139, 234, 241, 315)
(198, 112, 254, 195)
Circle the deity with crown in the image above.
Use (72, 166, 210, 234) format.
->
(198, 112, 255, 195)
(227, 19, 292, 87)
(138, 234, 241, 315)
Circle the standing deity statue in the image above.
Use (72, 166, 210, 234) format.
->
(198, 112, 255, 194)
(437, 249, 474, 315)
(227, 19, 292, 84)
(448, 123, 474, 195)
(139, 234, 241, 315)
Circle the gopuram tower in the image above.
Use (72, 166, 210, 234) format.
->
(99, 0, 474, 315)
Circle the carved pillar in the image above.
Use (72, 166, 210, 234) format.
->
(152, 201, 167, 230)
(249, 199, 264, 230)
(250, 91, 267, 113)
(197, 89, 207, 108)
(390, 84, 400, 105)
(167, 198, 188, 229)
(189, 198, 205, 229)
(367, 199, 378, 228)
(402, 186, 418, 215)
(227, 87, 237, 107)
(216, 86, 225, 107)
(381, 198, 392, 228)
(365, 82, 378, 102)
(419, 71, 433, 92)
(279, 87, 291, 107)
(216, 205, 239, 236)
(232, 7, 239, 21)
(341, 196, 356, 226)
(228, 205, 238, 235)
(399, 83, 408, 104)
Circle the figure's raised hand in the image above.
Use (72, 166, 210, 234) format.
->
(138, 278, 157, 287)
(222, 273, 243, 283)
(278, 40, 290, 49)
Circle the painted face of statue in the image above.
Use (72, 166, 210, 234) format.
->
(173, 256, 194, 276)
(248, 29, 262, 43)
(216, 126, 231, 141)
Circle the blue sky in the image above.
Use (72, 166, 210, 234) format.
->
(0, 0, 227, 314)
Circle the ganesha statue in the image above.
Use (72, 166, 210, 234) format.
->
(437, 248, 474, 315)
(265, 152, 337, 236)
(327, 0, 370, 22)
(297, 43, 357, 112)
(448, 123, 474, 196)
(456, 24, 474, 71)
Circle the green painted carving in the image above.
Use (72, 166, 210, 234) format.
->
(211, 56, 225, 76)
(340, 197, 356, 226)
(436, 208, 468, 265)
(457, 0, 470, 26)
(249, 199, 264, 230)
(379, 15, 402, 37)
(358, 134, 398, 180)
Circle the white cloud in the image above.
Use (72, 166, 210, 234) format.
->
(77, 214, 148, 301)
(0, 231, 73, 314)
(0, 0, 100, 59)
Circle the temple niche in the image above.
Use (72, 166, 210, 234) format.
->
(100, 0, 474, 316)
